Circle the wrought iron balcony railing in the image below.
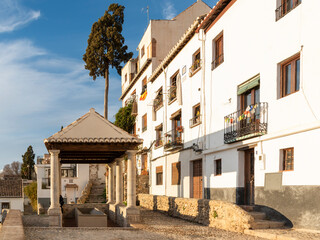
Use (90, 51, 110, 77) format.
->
(189, 114, 201, 127)
(275, 0, 301, 21)
(164, 129, 183, 151)
(154, 138, 163, 148)
(211, 54, 224, 70)
(169, 86, 177, 102)
(42, 177, 51, 189)
(224, 102, 268, 144)
(189, 59, 201, 76)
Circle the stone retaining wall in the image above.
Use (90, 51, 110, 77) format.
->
(63, 203, 108, 219)
(138, 194, 254, 232)
(0, 210, 24, 240)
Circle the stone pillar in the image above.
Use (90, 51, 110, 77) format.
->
(105, 164, 108, 202)
(107, 163, 114, 204)
(48, 150, 62, 227)
(58, 160, 61, 197)
(126, 150, 137, 208)
(115, 159, 123, 204)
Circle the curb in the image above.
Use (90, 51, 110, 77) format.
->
(244, 229, 298, 240)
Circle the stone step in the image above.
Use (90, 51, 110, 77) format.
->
(240, 205, 255, 212)
(250, 220, 285, 229)
(249, 211, 266, 220)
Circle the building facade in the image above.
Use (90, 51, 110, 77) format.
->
(121, 0, 320, 230)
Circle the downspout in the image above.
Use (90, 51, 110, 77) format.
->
(162, 66, 168, 196)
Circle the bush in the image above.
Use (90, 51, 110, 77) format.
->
(24, 182, 37, 211)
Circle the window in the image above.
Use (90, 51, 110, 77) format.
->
(282, 148, 294, 171)
(141, 77, 147, 94)
(156, 166, 163, 185)
(190, 49, 201, 75)
(172, 112, 182, 144)
(276, 0, 301, 21)
(155, 124, 163, 147)
(142, 113, 147, 132)
(61, 164, 77, 178)
(141, 45, 145, 57)
(281, 55, 300, 98)
(172, 162, 181, 185)
(190, 103, 201, 127)
(212, 33, 224, 70)
(125, 73, 127, 82)
(214, 159, 222, 176)
(154, 87, 163, 110)
(169, 72, 178, 102)
(1, 202, 10, 210)
(141, 154, 148, 174)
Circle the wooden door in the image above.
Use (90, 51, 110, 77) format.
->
(244, 149, 255, 205)
(192, 160, 203, 199)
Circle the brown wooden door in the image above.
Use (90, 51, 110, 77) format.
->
(244, 149, 255, 205)
(192, 160, 203, 199)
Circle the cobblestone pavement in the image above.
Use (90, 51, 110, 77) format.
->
(245, 228, 320, 240)
(23, 211, 264, 240)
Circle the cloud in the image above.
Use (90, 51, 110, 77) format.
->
(0, 40, 122, 168)
(162, 1, 177, 20)
(0, 0, 40, 33)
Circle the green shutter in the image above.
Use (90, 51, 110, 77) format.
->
(237, 74, 260, 95)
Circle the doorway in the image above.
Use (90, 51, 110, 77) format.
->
(244, 149, 255, 205)
(192, 159, 202, 199)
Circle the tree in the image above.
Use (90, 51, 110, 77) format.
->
(83, 3, 133, 119)
(24, 182, 37, 211)
(21, 146, 35, 180)
(0, 161, 21, 178)
(114, 103, 136, 133)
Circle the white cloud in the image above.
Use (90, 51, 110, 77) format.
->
(162, 1, 177, 20)
(0, 40, 122, 167)
(0, 0, 40, 33)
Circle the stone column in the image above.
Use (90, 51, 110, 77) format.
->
(115, 159, 123, 204)
(58, 160, 61, 197)
(107, 163, 115, 204)
(126, 150, 137, 208)
(48, 150, 62, 227)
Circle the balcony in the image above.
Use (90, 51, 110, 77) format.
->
(164, 128, 183, 151)
(189, 59, 201, 76)
(224, 102, 268, 144)
(211, 54, 224, 70)
(154, 138, 163, 148)
(189, 114, 201, 128)
(153, 96, 163, 111)
(275, 0, 301, 21)
(169, 86, 177, 102)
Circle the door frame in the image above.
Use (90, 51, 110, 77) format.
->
(190, 159, 203, 199)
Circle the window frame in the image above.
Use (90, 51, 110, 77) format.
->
(190, 49, 201, 76)
(156, 166, 163, 185)
(141, 77, 147, 95)
(142, 113, 147, 132)
(169, 71, 179, 103)
(214, 159, 222, 176)
(281, 147, 294, 171)
(155, 124, 163, 148)
(154, 87, 163, 111)
(190, 103, 201, 128)
(171, 162, 181, 185)
(212, 32, 224, 70)
(141, 45, 145, 57)
(280, 54, 300, 98)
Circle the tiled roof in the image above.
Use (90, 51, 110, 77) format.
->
(44, 108, 142, 145)
(0, 179, 23, 198)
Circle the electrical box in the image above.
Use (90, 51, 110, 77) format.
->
(258, 154, 266, 170)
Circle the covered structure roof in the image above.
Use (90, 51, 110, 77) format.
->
(0, 179, 23, 198)
(44, 108, 142, 164)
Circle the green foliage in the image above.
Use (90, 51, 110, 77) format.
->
(213, 210, 218, 219)
(83, 3, 133, 119)
(21, 146, 35, 180)
(24, 182, 37, 211)
(114, 103, 136, 133)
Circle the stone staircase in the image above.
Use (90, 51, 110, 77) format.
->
(86, 182, 106, 203)
(241, 205, 286, 229)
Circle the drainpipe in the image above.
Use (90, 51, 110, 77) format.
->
(162, 66, 168, 196)
(198, 29, 207, 150)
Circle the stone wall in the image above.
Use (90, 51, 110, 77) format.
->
(0, 210, 24, 239)
(63, 203, 108, 219)
(138, 194, 254, 232)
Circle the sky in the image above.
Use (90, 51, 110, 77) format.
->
(0, 0, 216, 169)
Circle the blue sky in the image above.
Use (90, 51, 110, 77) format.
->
(0, 0, 215, 169)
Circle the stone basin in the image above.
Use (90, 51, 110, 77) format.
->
(75, 208, 108, 227)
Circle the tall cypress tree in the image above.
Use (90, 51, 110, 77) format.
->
(83, 3, 133, 119)
(21, 146, 35, 180)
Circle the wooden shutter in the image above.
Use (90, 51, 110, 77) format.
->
(172, 162, 181, 185)
(142, 154, 147, 171)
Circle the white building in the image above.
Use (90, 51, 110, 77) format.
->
(0, 178, 24, 213)
(35, 154, 105, 210)
(121, 0, 320, 230)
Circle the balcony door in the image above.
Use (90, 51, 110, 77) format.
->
(240, 86, 260, 111)
(244, 149, 255, 205)
(173, 114, 181, 144)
